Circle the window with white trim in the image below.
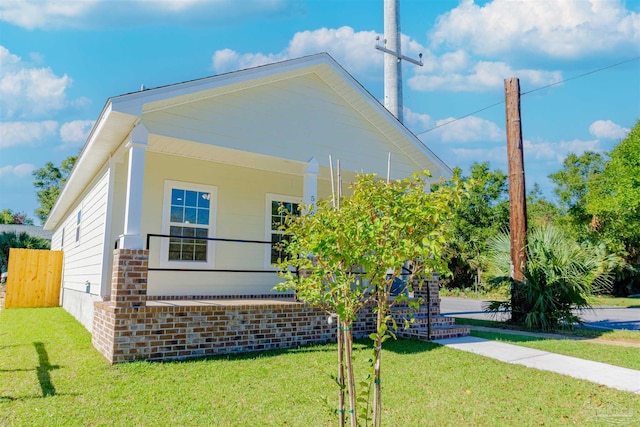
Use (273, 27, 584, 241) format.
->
(266, 194, 300, 266)
(162, 181, 217, 268)
(75, 210, 81, 242)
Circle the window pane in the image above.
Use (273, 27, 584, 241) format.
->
(172, 189, 185, 206)
(169, 243, 181, 260)
(196, 208, 209, 225)
(182, 243, 195, 261)
(272, 201, 280, 216)
(185, 190, 197, 207)
(167, 187, 212, 263)
(198, 192, 210, 208)
(185, 207, 197, 224)
(170, 206, 184, 223)
(194, 245, 207, 261)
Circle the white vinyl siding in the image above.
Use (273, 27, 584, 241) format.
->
(142, 74, 425, 180)
(59, 169, 110, 295)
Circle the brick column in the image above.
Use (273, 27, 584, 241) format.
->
(413, 272, 441, 316)
(111, 249, 148, 307)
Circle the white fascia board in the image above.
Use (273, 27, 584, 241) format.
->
(44, 102, 139, 230)
(110, 53, 337, 117)
(318, 59, 453, 179)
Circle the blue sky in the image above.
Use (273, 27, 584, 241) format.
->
(1, 0, 639, 224)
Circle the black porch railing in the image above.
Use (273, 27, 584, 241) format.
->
(145, 233, 296, 275)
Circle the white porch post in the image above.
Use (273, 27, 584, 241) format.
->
(303, 157, 319, 214)
(118, 123, 148, 250)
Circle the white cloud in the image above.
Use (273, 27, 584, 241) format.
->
(523, 138, 601, 163)
(432, 116, 505, 143)
(0, 0, 300, 30)
(430, 0, 640, 59)
(588, 120, 630, 140)
(405, 108, 503, 144)
(0, 120, 58, 148)
(0, 163, 36, 178)
(409, 59, 562, 92)
(60, 120, 94, 145)
(212, 26, 385, 78)
(0, 46, 75, 119)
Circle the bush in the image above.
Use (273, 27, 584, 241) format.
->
(486, 225, 615, 330)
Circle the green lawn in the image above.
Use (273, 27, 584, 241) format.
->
(1, 308, 639, 426)
(470, 330, 640, 370)
(590, 295, 640, 308)
(455, 317, 640, 343)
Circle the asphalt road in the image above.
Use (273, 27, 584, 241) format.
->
(440, 297, 640, 331)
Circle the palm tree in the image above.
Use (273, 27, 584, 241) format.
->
(486, 225, 615, 330)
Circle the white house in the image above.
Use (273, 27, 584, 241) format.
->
(44, 53, 451, 332)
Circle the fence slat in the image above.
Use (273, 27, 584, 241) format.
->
(4, 248, 63, 308)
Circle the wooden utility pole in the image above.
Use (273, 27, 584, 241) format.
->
(504, 77, 528, 322)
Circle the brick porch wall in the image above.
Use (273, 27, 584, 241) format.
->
(92, 250, 460, 364)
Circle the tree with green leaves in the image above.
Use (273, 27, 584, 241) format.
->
(0, 209, 34, 225)
(586, 120, 640, 295)
(276, 171, 464, 426)
(440, 162, 509, 291)
(549, 151, 604, 239)
(32, 155, 77, 223)
(526, 183, 559, 228)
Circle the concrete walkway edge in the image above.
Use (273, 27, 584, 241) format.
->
(434, 336, 640, 395)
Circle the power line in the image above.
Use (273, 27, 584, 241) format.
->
(413, 56, 640, 137)
(521, 56, 640, 96)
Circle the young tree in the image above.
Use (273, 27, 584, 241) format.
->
(32, 155, 77, 223)
(0, 209, 34, 225)
(277, 172, 464, 426)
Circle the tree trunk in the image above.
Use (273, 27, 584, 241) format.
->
(337, 318, 345, 427)
(343, 323, 358, 427)
(372, 329, 383, 426)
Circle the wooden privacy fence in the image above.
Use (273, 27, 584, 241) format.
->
(5, 248, 63, 309)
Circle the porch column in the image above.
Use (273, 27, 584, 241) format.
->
(118, 123, 148, 250)
(303, 157, 319, 214)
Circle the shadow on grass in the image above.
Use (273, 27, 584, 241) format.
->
(34, 341, 60, 397)
(128, 336, 441, 367)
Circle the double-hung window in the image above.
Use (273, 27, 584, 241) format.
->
(266, 194, 300, 267)
(162, 181, 217, 268)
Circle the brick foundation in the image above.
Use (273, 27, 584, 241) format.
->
(93, 250, 468, 364)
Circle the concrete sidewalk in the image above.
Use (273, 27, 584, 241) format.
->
(434, 336, 640, 395)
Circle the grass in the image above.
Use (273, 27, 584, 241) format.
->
(590, 295, 640, 308)
(2, 308, 640, 426)
(455, 317, 640, 342)
(440, 287, 640, 308)
(469, 330, 640, 371)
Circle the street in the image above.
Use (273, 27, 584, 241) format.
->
(440, 297, 640, 331)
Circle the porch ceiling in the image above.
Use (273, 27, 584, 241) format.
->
(148, 134, 307, 176)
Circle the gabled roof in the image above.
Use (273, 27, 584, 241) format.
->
(45, 53, 450, 230)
